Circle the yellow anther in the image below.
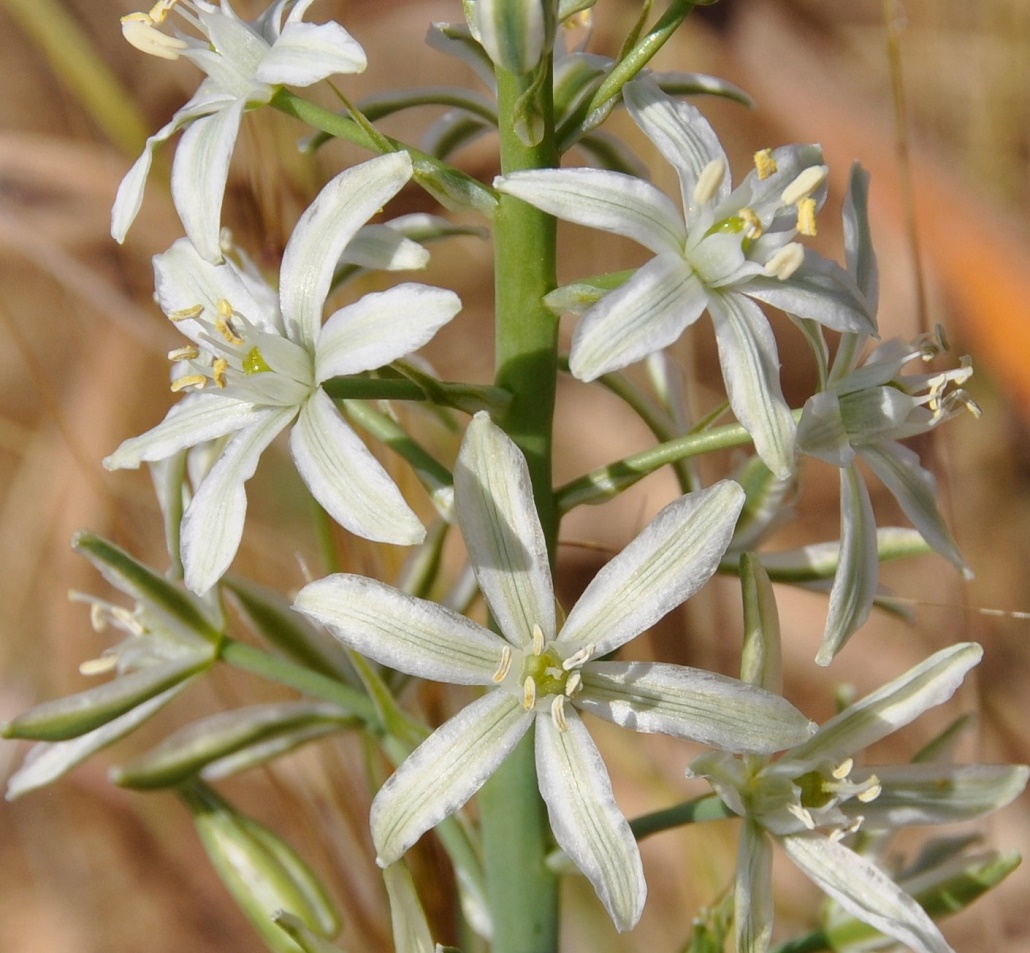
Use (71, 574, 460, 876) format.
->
(522, 676, 537, 711)
(169, 304, 204, 321)
(961, 393, 983, 419)
(738, 207, 763, 240)
(796, 197, 817, 236)
(171, 374, 207, 393)
(693, 158, 726, 207)
(551, 695, 569, 732)
(493, 645, 513, 684)
(79, 655, 119, 677)
(168, 345, 200, 362)
(148, 0, 179, 22)
(782, 164, 829, 206)
(212, 357, 229, 388)
(754, 148, 777, 180)
(120, 11, 188, 59)
(763, 242, 804, 281)
(531, 623, 545, 656)
(215, 299, 243, 345)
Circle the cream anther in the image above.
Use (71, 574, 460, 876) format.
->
(492, 645, 512, 683)
(787, 803, 816, 829)
(832, 758, 853, 781)
(169, 304, 203, 321)
(89, 602, 107, 632)
(531, 623, 545, 656)
(857, 777, 881, 802)
(763, 242, 804, 281)
(753, 148, 777, 180)
(562, 643, 593, 671)
(693, 158, 726, 207)
(171, 374, 207, 393)
(79, 655, 119, 677)
(564, 671, 582, 697)
(551, 695, 569, 732)
(121, 13, 189, 59)
(215, 299, 244, 345)
(781, 164, 829, 206)
(738, 207, 763, 240)
(168, 345, 200, 362)
(522, 675, 537, 710)
(796, 197, 817, 237)
(212, 357, 229, 388)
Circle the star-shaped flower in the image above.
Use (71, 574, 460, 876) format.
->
(113, 0, 367, 262)
(796, 165, 978, 663)
(688, 642, 1028, 953)
(105, 153, 462, 595)
(294, 412, 815, 931)
(496, 77, 874, 478)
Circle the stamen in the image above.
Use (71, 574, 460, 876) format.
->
(215, 299, 243, 345)
(120, 13, 188, 59)
(492, 645, 512, 683)
(693, 158, 726, 207)
(564, 671, 582, 697)
(169, 304, 203, 321)
(562, 643, 593, 671)
(832, 758, 853, 781)
(738, 207, 763, 240)
(147, 0, 179, 23)
(857, 776, 881, 802)
(531, 623, 545, 656)
(781, 164, 829, 206)
(79, 655, 118, 677)
(763, 242, 804, 281)
(171, 374, 207, 392)
(551, 695, 569, 732)
(787, 803, 816, 830)
(89, 602, 107, 632)
(754, 148, 777, 180)
(796, 197, 817, 237)
(168, 345, 200, 362)
(212, 357, 229, 388)
(522, 676, 537, 711)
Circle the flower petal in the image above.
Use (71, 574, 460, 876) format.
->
(568, 253, 705, 381)
(293, 573, 503, 685)
(172, 99, 248, 263)
(314, 284, 461, 382)
(782, 834, 955, 953)
(253, 21, 367, 86)
(535, 709, 645, 932)
(473, 0, 547, 74)
(371, 691, 532, 864)
(708, 290, 797, 479)
(495, 168, 687, 256)
(843, 162, 879, 310)
(338, 224, 430, 272)
(280, 153, 414, 349)
(859, 441, 971, 577)
(816, 465, 879, 666)
(578, 661, 815, 753)
(785, 643, 982, 767)
(559, 480, 744, 657)
(181, 407, 294, 594)
(736, 821, 774, 953)
(103, 392, 267, 470)
(291, 388, 425, 544)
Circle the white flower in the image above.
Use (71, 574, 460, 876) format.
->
(295, 412, 815, 931)
(496, 77, 874, 478)
(113, 0, 367, 262)
(796, 165, 979, 663)
(689, 642, 1029, 953)
(105, 153, 462, 595)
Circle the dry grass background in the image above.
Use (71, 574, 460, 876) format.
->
(0, 1, 1028, 950)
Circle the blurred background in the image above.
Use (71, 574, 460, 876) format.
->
(0, 0, 1028, 950)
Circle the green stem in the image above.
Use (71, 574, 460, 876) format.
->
(478, 63, 561, 953)
(321, 373, 510, 416)
(629, 794, 735, 841)
(770, 932, 831, 953)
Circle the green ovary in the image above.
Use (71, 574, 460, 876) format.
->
(521, 648, 569, 698)
(243, 346, 271, 375)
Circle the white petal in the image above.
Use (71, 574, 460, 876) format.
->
(782, 834, 955, 953)
(382, 863, 435, 953)
(293, 573, 503, 685)
(708, 290, 797, 479)
(281, 153, 414, 349)
(371, 691, 532, 864)
(568, 253, 705, 381)
(535, 708, 645, 932)
(578, 662, 815, 753)
(816, 466, 878, 666)
(785, 643, 983, 766)
(622, 77, 729, 219)
(454, 413, 555, 647)
(559, 480, 744, 657)
(291, 389, 424, 544)
(254, 21, 366, 86)
(859, 441, 971, 577)
(495, 168, 687, 256)
(314, 284, 461, 382)
(180, 407, 294, 594)
(473, 0, 547, 74)
(171, 100, 248, 263)
(103, 392, 266, 470)
(736, 821, 774, 953)
(339, 224, 430, 272)
(843, 163, 879, 310)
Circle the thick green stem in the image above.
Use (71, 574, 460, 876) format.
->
(478, 63, 560, 953)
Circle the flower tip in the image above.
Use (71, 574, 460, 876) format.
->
(120, 13, 188, 60)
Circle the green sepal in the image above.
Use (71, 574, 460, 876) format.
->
(513, 61, 550, 146)
(223, 575, 357, 683)
(111, 700, 354, 789)
(73, 531, 222, 644)
(182, 783, 340, 951)
(739, 553, 782, 694)
(2, 656, 208, 741)
(542, 268, 634, 315)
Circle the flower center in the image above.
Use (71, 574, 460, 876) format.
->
(513, 624, 590, 731)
